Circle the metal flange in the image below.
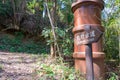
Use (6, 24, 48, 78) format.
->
(72, 0, 104, 12)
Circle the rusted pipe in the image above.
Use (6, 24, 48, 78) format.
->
(72, 0, 105, 79)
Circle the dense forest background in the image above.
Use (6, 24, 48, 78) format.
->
(0, 0, 119, 61)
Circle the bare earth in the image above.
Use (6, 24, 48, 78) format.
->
(0, 52, 40, 80)
(0, 52, 119, 80)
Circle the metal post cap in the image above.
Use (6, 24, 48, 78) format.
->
(72, 0, 104, 12)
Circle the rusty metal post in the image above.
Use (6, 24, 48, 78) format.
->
(72, 0, 105, 79)
(85, 44, 94, 80)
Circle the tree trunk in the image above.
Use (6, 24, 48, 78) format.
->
(10, 0, 26, 29)
(50, 0, 57, 57)
(46, 0, 60, 57)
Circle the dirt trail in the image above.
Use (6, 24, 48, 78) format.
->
(0, 52, 40, 80)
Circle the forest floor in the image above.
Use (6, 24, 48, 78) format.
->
(0, 52, 120, 80)
(0, 52, 41, 80)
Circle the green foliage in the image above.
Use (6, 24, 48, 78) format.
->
(107, 72, 119, 80)
(27, 0, 43, 14)
(0, 32, 48, 54)
(42, 27, 73, 55)
(39, 64, 55, 78)
(102, 0, 120, 60)
(41, 0, 74, 56)
(56, 27, 73, 55)
(58, 0, 73, 24)
(104, 26, 119, 59)
(42, 28, 53, 45)
(0, 0, 13, 17)
(36, 56, 85, 80)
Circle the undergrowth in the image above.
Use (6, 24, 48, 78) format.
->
(35, 55, 120, 80)
(35, 55, 85, 80)
(0, 32, 49, 54)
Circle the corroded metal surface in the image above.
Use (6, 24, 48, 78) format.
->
(72, 0, 105, 79)
(72, 0, 104, 12)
